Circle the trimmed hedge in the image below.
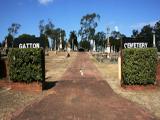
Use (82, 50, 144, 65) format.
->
(0, 52, 2, 79)
(8, 48, 45, 83)
(122, 48, 157, 85)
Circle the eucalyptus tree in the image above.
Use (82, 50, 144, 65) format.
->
(39, 20, 45, 35)
(139, 25, 153, 38)
(110, 31, 126, 52)
(60, 29, 66, 49)
(4, 34, 13, 48)
(94, 32, 106, 51)
(39, 20, 50, 48)
(155, 21, 160, 39)
(8, 23, 21, 37)
(7, 23, 21, 47)
(131, 29, 139, 38)
(52, 28, 66, 51)
(79, 13, 100, 50)
(40, 19, 55, 49)
(69, 31, 78, 50)
(155, 21, 160, 50)
(110, 31, 123, 39)
(135, 25, 153, 47)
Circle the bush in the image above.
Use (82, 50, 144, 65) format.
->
(8, 48, 45, 83)
(0, 52, 2, 79)
(122, 48, 157, 85)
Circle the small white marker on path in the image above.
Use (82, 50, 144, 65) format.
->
(80, 69, 84, 76)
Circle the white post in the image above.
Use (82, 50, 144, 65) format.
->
(106, 27, 110, 58)
(93, 40, 96, 52)
(153, 33, 156, 47)
(5, 39, 8, 48)
(59, 32, 62, 50)
(118, 51, 121, 81)
(55, 40, 56, 51)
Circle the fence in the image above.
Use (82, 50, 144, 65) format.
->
(92, 52, 119, 63)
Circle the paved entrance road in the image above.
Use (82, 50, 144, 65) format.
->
(12, 52, 158, 120)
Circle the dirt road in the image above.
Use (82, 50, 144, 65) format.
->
(12, 52, 157, 120)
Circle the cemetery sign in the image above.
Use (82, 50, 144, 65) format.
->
(122, 39, 149, 49)
(124, 42, 148, 48)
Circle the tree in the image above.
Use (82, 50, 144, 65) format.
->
(131, 29, 139, 38)
(42, 19, 55, 49)
(39, 20, 45, 35)
(139, 25, 153, 37)
(138, 25, 153, 46)
(94, 32, 106, 51)
(44, 24, 66, 51)
(109, 37, 121, 52)
(7, 23, 21, 47)
(110, 31, 126, 52)
(79, 40, 90, 51)
(155, 21, 160, 39)
(8, 23, 21, 37)
(154, 21, 160, 51)
(79, 13, 100, 42)
(51, 28, 66, 51)
(5, 34, 14, 48)
(14, 34, 37, 47)
(129, 20, 160, 51)
(69, 31, 78, 50)
(60, 29, 66, 50)
(17, 34, 36, 40)
(40, 34, 49, 48)
(2, 40, 5, 47)
(110, 31, 125, 39)
(39, 20, 49, 48)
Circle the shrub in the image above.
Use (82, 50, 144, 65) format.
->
(0, 52, 2, 79)
(8, 48, 45, 83)
(122, 48, 157, 85)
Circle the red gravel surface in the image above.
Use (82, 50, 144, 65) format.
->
(12, 52, 158, 120)
(157, 64, 160, 85)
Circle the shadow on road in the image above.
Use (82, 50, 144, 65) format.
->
(43, 81, 58, 90)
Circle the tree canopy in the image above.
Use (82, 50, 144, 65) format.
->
(8, 23, 21, 37)
(94, 32, 106, 51)
(68, 31, 78, 50)
(79, 13, 100, 41)
(2, 14, 160, 52)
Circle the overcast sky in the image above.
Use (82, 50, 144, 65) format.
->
(0, 0, 160, 42)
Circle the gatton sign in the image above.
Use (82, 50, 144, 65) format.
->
(19, 43, 40, 48)
(13, 38, 45, 48)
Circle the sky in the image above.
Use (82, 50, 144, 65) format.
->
(0, 0, 160, 42)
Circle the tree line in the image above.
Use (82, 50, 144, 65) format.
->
(1, 13, 160, 51)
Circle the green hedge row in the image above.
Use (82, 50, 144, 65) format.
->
(8, 48, 45, 83)
(0, 52, 2, 79)
(122, 48, 157, 85)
